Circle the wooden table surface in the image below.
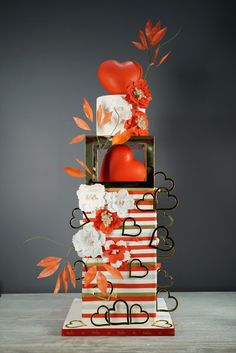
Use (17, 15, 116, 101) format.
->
(0, 292, 235, 353)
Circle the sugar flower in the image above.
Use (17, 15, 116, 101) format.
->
(106, 189, 135, 217)
(125, 79, 152, 108)
(103, 240, 130, 268)
(124, 108, 149, 136)
(93, 209, 123, 235)
(76, 184, 106, 213)
(72, 223, 105, 258)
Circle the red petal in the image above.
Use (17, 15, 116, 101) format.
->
(54, 272, 62, 295)
(96, 271, 108, 294)
(83, 98, 93, 122)
(145, 19, 153, 39)
(73, 116, 91, 130)
(76, 159, 92, 175)
(69, 134, 85, 144)
(103, 264, 123, 279)
(139, 30, 148, 49)
(36, 257, 62, 267)
(64, 167, 85, 178)
(62, 266, 68, 293)
(37, 263, 60, 279)
(152, 46, 160, 64)
(67, 261, 76, 288)
(132, 41, 146, 50)
(84, 266, 97, 287)
(96, 104, 103, 125)
(150, 27, 167, 47)
(158, 51, 171, 66)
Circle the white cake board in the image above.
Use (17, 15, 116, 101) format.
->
(62, 298, 175, 336)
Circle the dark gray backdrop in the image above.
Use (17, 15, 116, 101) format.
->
(0, 0, 235, 293)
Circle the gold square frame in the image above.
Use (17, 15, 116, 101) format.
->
(85, 136, 155, 188)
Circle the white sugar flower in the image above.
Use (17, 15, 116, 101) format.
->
(106, 189, 135, 217)
(76, 184, 106, 213)
(72, 223, 105, 258)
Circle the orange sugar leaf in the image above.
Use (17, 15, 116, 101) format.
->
(37, 262, 60, 279)
(150, 20, 161, 37)
(152, 46, 160, 64)
(96, 104, 103, 125)
(150, 27, 167, 47)
(73, 116, 91, 130)
(67, 261, 76, 288)
(76, 159, 92, 175)
(145, 19, 153, 39)
(83, 98, 93, 122)
(112, 130, 121, 145)
(84, 265, 97, 287)
(69, 134, 85, 144)
(102, 111, 113, 126)
(131, 41, 146, 50)
(158, 51, 171, 66)
(54, 272, 62, 295)
(64, 167, 85, 178)
(156, 262, 162, 270)
(112, 128, 134, 145)
(62, 266, 69, 293)
(139, 30, 148, 49)
(96, 271, 108, 294)
(36, 256, 62, 267)
(103, 264, 123, 279)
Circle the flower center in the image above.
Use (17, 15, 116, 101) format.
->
(101, 211, 113, 227)
(133, 88, 146, 100)
(86, 194, 98, 200)
(87, 238, 95, 246)
(136, 115, 146, 130)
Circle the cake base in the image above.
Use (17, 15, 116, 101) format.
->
(61, 298, 175, 336)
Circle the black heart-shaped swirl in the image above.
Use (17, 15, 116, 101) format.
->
(129, 259, 149, 278)
(154, 171, 175, 191)
(122, 217, 142, 237)
(129, 304, 149, 325)
(149, 226, 174, 252)
(156, 288, 178, 312)
(69, 207, 90, 230)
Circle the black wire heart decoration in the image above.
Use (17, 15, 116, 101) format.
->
(69, 207, 90, 230)
(122, 217, 142, 237)
(154, 171, 175, 192)
(149, 226, 174, 252)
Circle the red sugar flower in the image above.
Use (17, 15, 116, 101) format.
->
(93, 209, 123, 235)
(125, 79, 152, 108)
(124, 108, 149, 136)
(103, 240, 130, 268)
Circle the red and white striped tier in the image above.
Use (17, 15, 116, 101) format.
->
(81, 188, 158, 326)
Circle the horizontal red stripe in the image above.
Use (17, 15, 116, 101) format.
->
(82, 296, 156, 302)
(127, 245, 154, 249)
(83, 283, 157, 289)
(106, 189, 154, 195)
(82, 313, 156, 318)
(83, 265, 157, 272)
(83, 217, 156, 223)
(130, 253, 156, 258)
(105, 236, 155, 242)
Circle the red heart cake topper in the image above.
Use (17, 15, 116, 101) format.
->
(98, 60, 143, 94)
(100, 145, 146, 182)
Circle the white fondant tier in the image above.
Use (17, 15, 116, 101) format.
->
(96, 94, 145, 136)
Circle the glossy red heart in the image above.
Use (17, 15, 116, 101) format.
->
(99, 145, 146, 182)
(98, 60, 143, 94)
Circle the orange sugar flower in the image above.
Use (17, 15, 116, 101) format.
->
(93, 209, 123, 235)
(125, 79, 152, 108)
(124, 108, 149, 136)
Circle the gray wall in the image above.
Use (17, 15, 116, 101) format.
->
(0, 0, 235, 293)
